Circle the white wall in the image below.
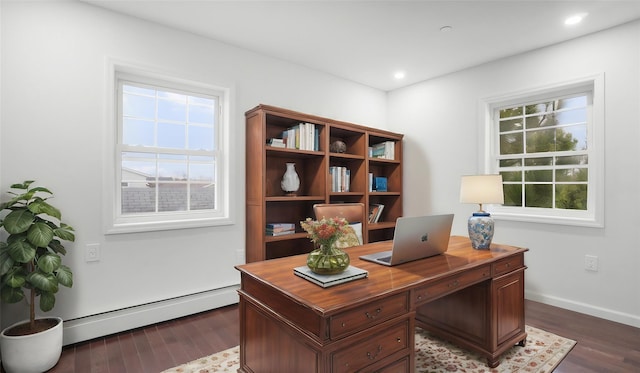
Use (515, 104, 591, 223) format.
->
(0, 1, 386, 343)
(388, 21, 640, 327)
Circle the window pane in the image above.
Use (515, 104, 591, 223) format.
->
(158, 122, 186, 149)
(189, 125, 215, 151)
(525, 184, 552, 208)
(500, 133, 523, 155)
(556, 168, 588, 182)
(525, 102, 553, 115)
(499, 106, 522, 118)
(189, 162, 214, 182)
(556, 155, 588, 165)
(503, 184, 522, 206)
(558, 125, 587, 151)
(501, 171, 521, 182)
(123, 119, 155, 146)
(525, 170, 552, 182)
(190, 183, 215, 210)
(500, 158, 522, 167)
(526, 128, 555, 153)
(499, 118, 523, 132)
(158, 183, 187, 212)
(525, 157, 552, 166)
(121, 186, 155, 214)
(556, 184, 588, 210)
(123, 91, 155, 119)
(189, 103, 215, 124)
(556, 108, 586, 125)
(158, 160, 187, 179)
(525, 113, 556, 129)
(558, 96, 587, 110)
(158, 95, 187, 122)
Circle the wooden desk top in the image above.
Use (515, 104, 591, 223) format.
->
(236, 236, 528, 316)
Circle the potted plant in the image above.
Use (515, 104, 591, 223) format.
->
(0, 181, 75, 373)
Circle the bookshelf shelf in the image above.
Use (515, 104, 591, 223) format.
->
(246, 104, 403, 262)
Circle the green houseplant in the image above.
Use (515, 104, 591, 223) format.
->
(0, 180, 75, 372)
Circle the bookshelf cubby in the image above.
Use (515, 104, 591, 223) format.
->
(246, 104, 403, 262)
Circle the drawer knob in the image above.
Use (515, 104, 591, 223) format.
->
(365, 308, 382, 319)
(448, 280, 459, 288)
(366, 345, 383, 360)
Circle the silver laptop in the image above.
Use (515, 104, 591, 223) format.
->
(359, 214, 454, 266)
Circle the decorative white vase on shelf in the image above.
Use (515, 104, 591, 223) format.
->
(281, 162, 300, 196)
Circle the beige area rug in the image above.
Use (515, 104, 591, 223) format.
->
(163, 325, 576, 373)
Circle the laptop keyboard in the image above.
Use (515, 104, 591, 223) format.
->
(379, 256, 392, 263)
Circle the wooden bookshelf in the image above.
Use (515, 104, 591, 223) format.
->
(245, 104, 403, 262)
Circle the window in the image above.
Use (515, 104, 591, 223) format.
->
(107, 69, 231, 233)
(483, 76, 604, 227)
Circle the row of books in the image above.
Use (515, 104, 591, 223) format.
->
(369, 141, 395, 160)
(368, 174, 388, 192)
(368, 203, 385, 223)
(265, 223, 296, 236)
(269, 122, 319, 151)
(330, 166, 351, 192)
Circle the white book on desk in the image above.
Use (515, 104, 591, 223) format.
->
(293, 265, 368, 288)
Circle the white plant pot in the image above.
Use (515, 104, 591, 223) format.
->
(1, 317, 63, 373)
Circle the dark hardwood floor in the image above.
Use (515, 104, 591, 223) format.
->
(4, 300, 638, 372)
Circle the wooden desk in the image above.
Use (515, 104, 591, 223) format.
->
(235, 236, 528, 372)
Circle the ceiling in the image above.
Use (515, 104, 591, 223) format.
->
(82, 0, 640, 91)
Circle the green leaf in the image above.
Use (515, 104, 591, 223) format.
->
(48, 240, 67, 255)
(7, 238, 36, 263)
(0, 248, 14, 276)
(3, 267, 27, 288)
(0, 285, 25, 303)
(56, 265, 73, 288)
(27, 222, 55, 248)
(54, 226, 75, 242)
(10, 181, 34, 190)
(37, 253, 61, 274)
(39, 291, 56, 312)
(3, 209, 35, 234)
(27, 271, 58, 293)
(28, 200, 60, 220)
(29, 186, 53, 195)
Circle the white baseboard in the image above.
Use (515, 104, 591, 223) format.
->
(62, 285, 240, 346)
(525, 290, 640, 328)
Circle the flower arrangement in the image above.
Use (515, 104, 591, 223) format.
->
(300, 217, 351, 275)
(300, 217, 350, 249)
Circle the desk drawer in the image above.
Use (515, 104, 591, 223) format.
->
(329, 293, 409, 340)
(330, 293, 409, 340)
(492, 254, 524, 276)
(331, 320, 410, 373)
(414, 265, 491, 305)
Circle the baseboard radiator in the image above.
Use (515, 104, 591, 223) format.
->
(62, 285, 240, 346)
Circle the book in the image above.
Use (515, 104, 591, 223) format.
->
(266, 230, 295, 237)
(368, 203, 384, 223)
(374, 176, 387, 192)
(293, 265, 368, 288)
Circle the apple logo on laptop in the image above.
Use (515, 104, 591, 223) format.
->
(421, 233, 428, 242)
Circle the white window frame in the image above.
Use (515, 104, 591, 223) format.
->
(480, 74, 604, 227)
(104, 62, 232, 234)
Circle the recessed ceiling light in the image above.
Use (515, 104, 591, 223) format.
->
(394, 71, 406, 80)
(440, 25, 453, 32)
(565, 13, 588, 26)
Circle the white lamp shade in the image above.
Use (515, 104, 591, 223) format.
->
(460, 175, 504, 205)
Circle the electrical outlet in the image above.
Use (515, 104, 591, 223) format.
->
(584, 255, 598, 272)
(86, 243, 100, 262)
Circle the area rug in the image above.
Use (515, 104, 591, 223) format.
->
(163, 325, 576, 373)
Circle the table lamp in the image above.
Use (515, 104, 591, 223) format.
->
(460, 174, 504, 249)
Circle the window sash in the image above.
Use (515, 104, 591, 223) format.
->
(482, 76, 603, 227)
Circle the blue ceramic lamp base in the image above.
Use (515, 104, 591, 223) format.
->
(467, 212, 495, 250)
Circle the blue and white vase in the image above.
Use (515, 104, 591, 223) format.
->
(467, 212, 495, 249)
